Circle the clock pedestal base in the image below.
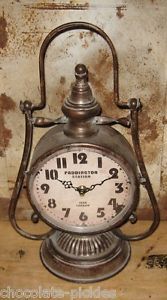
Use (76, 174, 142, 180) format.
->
(40, 230, 130, 283)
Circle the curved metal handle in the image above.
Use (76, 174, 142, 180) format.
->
(113, 99, 160, 241)
(9, 102, 53, 240)
(32, 21, 128, 112)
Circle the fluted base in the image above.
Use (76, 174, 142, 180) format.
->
(40, 230, 130, 283)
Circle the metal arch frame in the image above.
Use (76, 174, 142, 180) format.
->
(9, 22, 160, 241)
(113, 99, 160, 241)
(35, 21, 129, 111)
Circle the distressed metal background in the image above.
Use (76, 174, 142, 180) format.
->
(0, 0, 166, 220)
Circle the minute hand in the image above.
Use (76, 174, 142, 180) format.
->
(88, 176, 113, 191)
(68, 177, 114, 196)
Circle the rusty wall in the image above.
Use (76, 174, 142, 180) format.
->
(0, 0, 166, 220)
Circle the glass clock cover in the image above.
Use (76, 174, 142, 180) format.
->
(27, 146, 136, 233)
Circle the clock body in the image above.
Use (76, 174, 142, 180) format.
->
(27, 125, 139, 234)
(8, 28, 159, 283)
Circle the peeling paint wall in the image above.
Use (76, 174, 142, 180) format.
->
(0, 0, 166, 220)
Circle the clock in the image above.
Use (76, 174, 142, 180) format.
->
(9, 22, 160, 283)
(25, 63, 139, 282)
(27, 141, 138, 234)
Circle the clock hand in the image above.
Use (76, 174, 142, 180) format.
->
(56, 178, 76, 190)
(55, 176, 113, 196)
(56, 179, 89, 196)
(74, 176, 114, 196)
(88, 176, 113, 191)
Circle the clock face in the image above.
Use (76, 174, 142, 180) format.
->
(28, 146, 136, 233)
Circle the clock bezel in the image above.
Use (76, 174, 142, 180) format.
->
(27, 143, 139, 234)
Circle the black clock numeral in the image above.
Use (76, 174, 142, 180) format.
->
(108, 198, 125, 215)
(48, 198, 56, 208)
(62, 208, 70, 218)
(73, 153, 78, 164)
(97, 208, 105, 218)
(79, 212, 88, 221)
(98, 157, 102, 168)
(73, 153, 88, 164)
(41, 184, 49, 194)
(115, 182, 124, 193)
(108, 198, 117, 210)
(109, 168, 119, 179)
(45, 169, 58, 180)
(56, 157, 67, 169)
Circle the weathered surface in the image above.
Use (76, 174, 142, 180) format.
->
(0, 93, 16, 156)
(0, 14, 8, 49)
(0, 0, 166, 220)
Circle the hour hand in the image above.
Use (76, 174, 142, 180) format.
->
(56, 178, 91, 197)
(56, 178, 87, 196)
(56, 179, 75, 190)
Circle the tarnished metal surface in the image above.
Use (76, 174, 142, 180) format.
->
(0, 0, 166, 220)
(40, 230, 131, 282)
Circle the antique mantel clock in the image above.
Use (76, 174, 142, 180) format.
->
(9, 22, 160, 282)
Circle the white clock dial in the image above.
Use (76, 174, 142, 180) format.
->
(28, 146, 135, 233)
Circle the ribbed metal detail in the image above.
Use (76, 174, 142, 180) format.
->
(56, 231, 114, 257)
